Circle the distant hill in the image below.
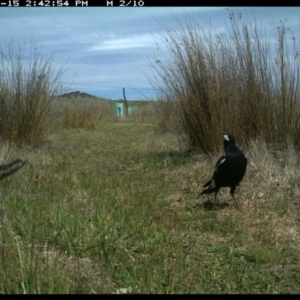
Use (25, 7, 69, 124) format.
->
(58, 91, 153, 104)
(59, 91, 111, 101)
(59, 91, 97, 99)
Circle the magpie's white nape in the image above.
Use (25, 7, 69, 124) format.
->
(222, 134, 229, 141)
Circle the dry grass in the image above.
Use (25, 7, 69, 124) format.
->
(0, 113, 300, 293)
(151, 10, 300, 153)
(54, 97, 115, 130)
(0, 41, 67, 148)
(1, 10, 300, 293)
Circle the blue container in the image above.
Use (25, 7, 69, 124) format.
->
(128, 107, 133, 115)
(115, 103, 124, 117)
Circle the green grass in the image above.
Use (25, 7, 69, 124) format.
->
(1, 114, 300, 293)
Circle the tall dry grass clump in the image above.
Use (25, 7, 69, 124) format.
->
(55, 97, 115, 129)
(0, 42, 66, 148)
(151, 10, 300, 153)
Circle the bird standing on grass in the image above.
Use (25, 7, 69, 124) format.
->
(200, 134, 247, 207)
(0, 159, 26, 181)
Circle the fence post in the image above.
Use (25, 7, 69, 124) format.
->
(123, 87, 128, 116)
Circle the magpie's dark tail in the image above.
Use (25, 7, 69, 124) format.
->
(201, 178, 215, 191)
(203, 179, 212, 188)
(200, 179, 217, 195)
(0, 159, 26, 180)
(201, 187, 217, 195)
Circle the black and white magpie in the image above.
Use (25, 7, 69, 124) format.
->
(201, 134, 247, 207)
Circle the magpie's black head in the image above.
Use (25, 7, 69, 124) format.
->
(222, 134, 236, 149)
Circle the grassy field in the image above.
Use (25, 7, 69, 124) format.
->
(1, 108, 300, 294)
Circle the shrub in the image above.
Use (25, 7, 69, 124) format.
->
(56, 97, 114, 129)
(151, 10, 300, 153)
(0, 41, 67, 148)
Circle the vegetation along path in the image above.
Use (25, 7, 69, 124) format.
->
(1, 114, 300, 293)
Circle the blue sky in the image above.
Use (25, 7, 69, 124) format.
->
(1, 7, 299, 100)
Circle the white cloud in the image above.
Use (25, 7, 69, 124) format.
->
(0, 7, 299, 100)
(86, 32, 158, 52)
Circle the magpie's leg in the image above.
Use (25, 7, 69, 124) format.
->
(230, 186, 240, 209)
(214, 189, 219, 205)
